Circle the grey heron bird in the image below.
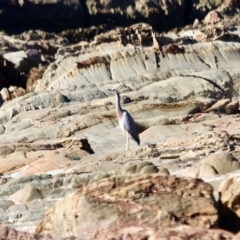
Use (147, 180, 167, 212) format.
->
(108, 88, 140, 150)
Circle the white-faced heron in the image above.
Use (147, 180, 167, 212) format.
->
(108, 88, 140, 150)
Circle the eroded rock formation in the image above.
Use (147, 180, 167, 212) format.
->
(0, 3, 240, 239)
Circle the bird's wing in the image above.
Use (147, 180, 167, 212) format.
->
(122, 111, 140, 145)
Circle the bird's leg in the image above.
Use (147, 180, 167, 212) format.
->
(126, 132, 129, 151)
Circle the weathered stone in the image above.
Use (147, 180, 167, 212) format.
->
(8, 86, 26, 100)
(67, 176, 91, 189)
(0, 224, 238, 240)
(26, 200, 45, 211)
(0, 200, 14, 210)
(219, 177, 240, 218)
(36, 175, 218, 237)
(197, 163, 218, 178)
(158, 167, 170, 175)
(91, 225, 240, 240)
(225, 100, 239, 114)
(196, 22, 223, 42)
(0, 225, 69, 239)
(203, 99, 239, 114)
(8, 204, 27, 214)
(119, 161, 159, 175)
(9, 184, 42, 203)
(26, 66, 47, 92)
(0, 138, 94, 176)
(197, 152, 240, 177)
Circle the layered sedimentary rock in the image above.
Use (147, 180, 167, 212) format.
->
(0, 7, 240, 239)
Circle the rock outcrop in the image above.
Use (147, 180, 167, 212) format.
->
(36, 175, 219, 237)
(0, 5, 240, 239)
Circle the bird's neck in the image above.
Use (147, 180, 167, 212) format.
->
(115, 92, 123, 114)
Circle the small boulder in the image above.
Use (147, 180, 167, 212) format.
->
(120, 161, 159, 175)
(197, 152, 240, 177)
(197, 163, 218, 178)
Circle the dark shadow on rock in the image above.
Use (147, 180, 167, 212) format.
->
(0, 1, 84, 35)
(79, 0, 90, 27)
(136, 122, 147, 134)
(154, 51, 161, 69)
(218, 202, 240, 233)
(81, 139, 95, 154)
(0, 95, 4, 108)
(0, 56, 23, 89)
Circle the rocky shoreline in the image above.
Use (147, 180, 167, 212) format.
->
(1, 1, 240, 239)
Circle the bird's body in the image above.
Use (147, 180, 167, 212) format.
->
(108, 88, 140, 150)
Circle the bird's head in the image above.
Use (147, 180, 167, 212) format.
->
(107, 88, 119, 94)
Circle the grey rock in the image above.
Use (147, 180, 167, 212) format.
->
(0, 214, 9, 222)
(8, 204, 27, 214)
(67, 176, 91, 189)
(21, 211, 45, 223)
(0, 200, 14, 210)
(0, 186, 22, 197)
(26, 200, 45, 211)
(9, 184, 42, 203)
(9, 175, 43, 185)
(42, 188, 76, 200)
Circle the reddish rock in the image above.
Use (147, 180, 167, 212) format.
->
(36, 175, 219, 237)
(91, 225, 240, 240)
(1, 224, 240, 240)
